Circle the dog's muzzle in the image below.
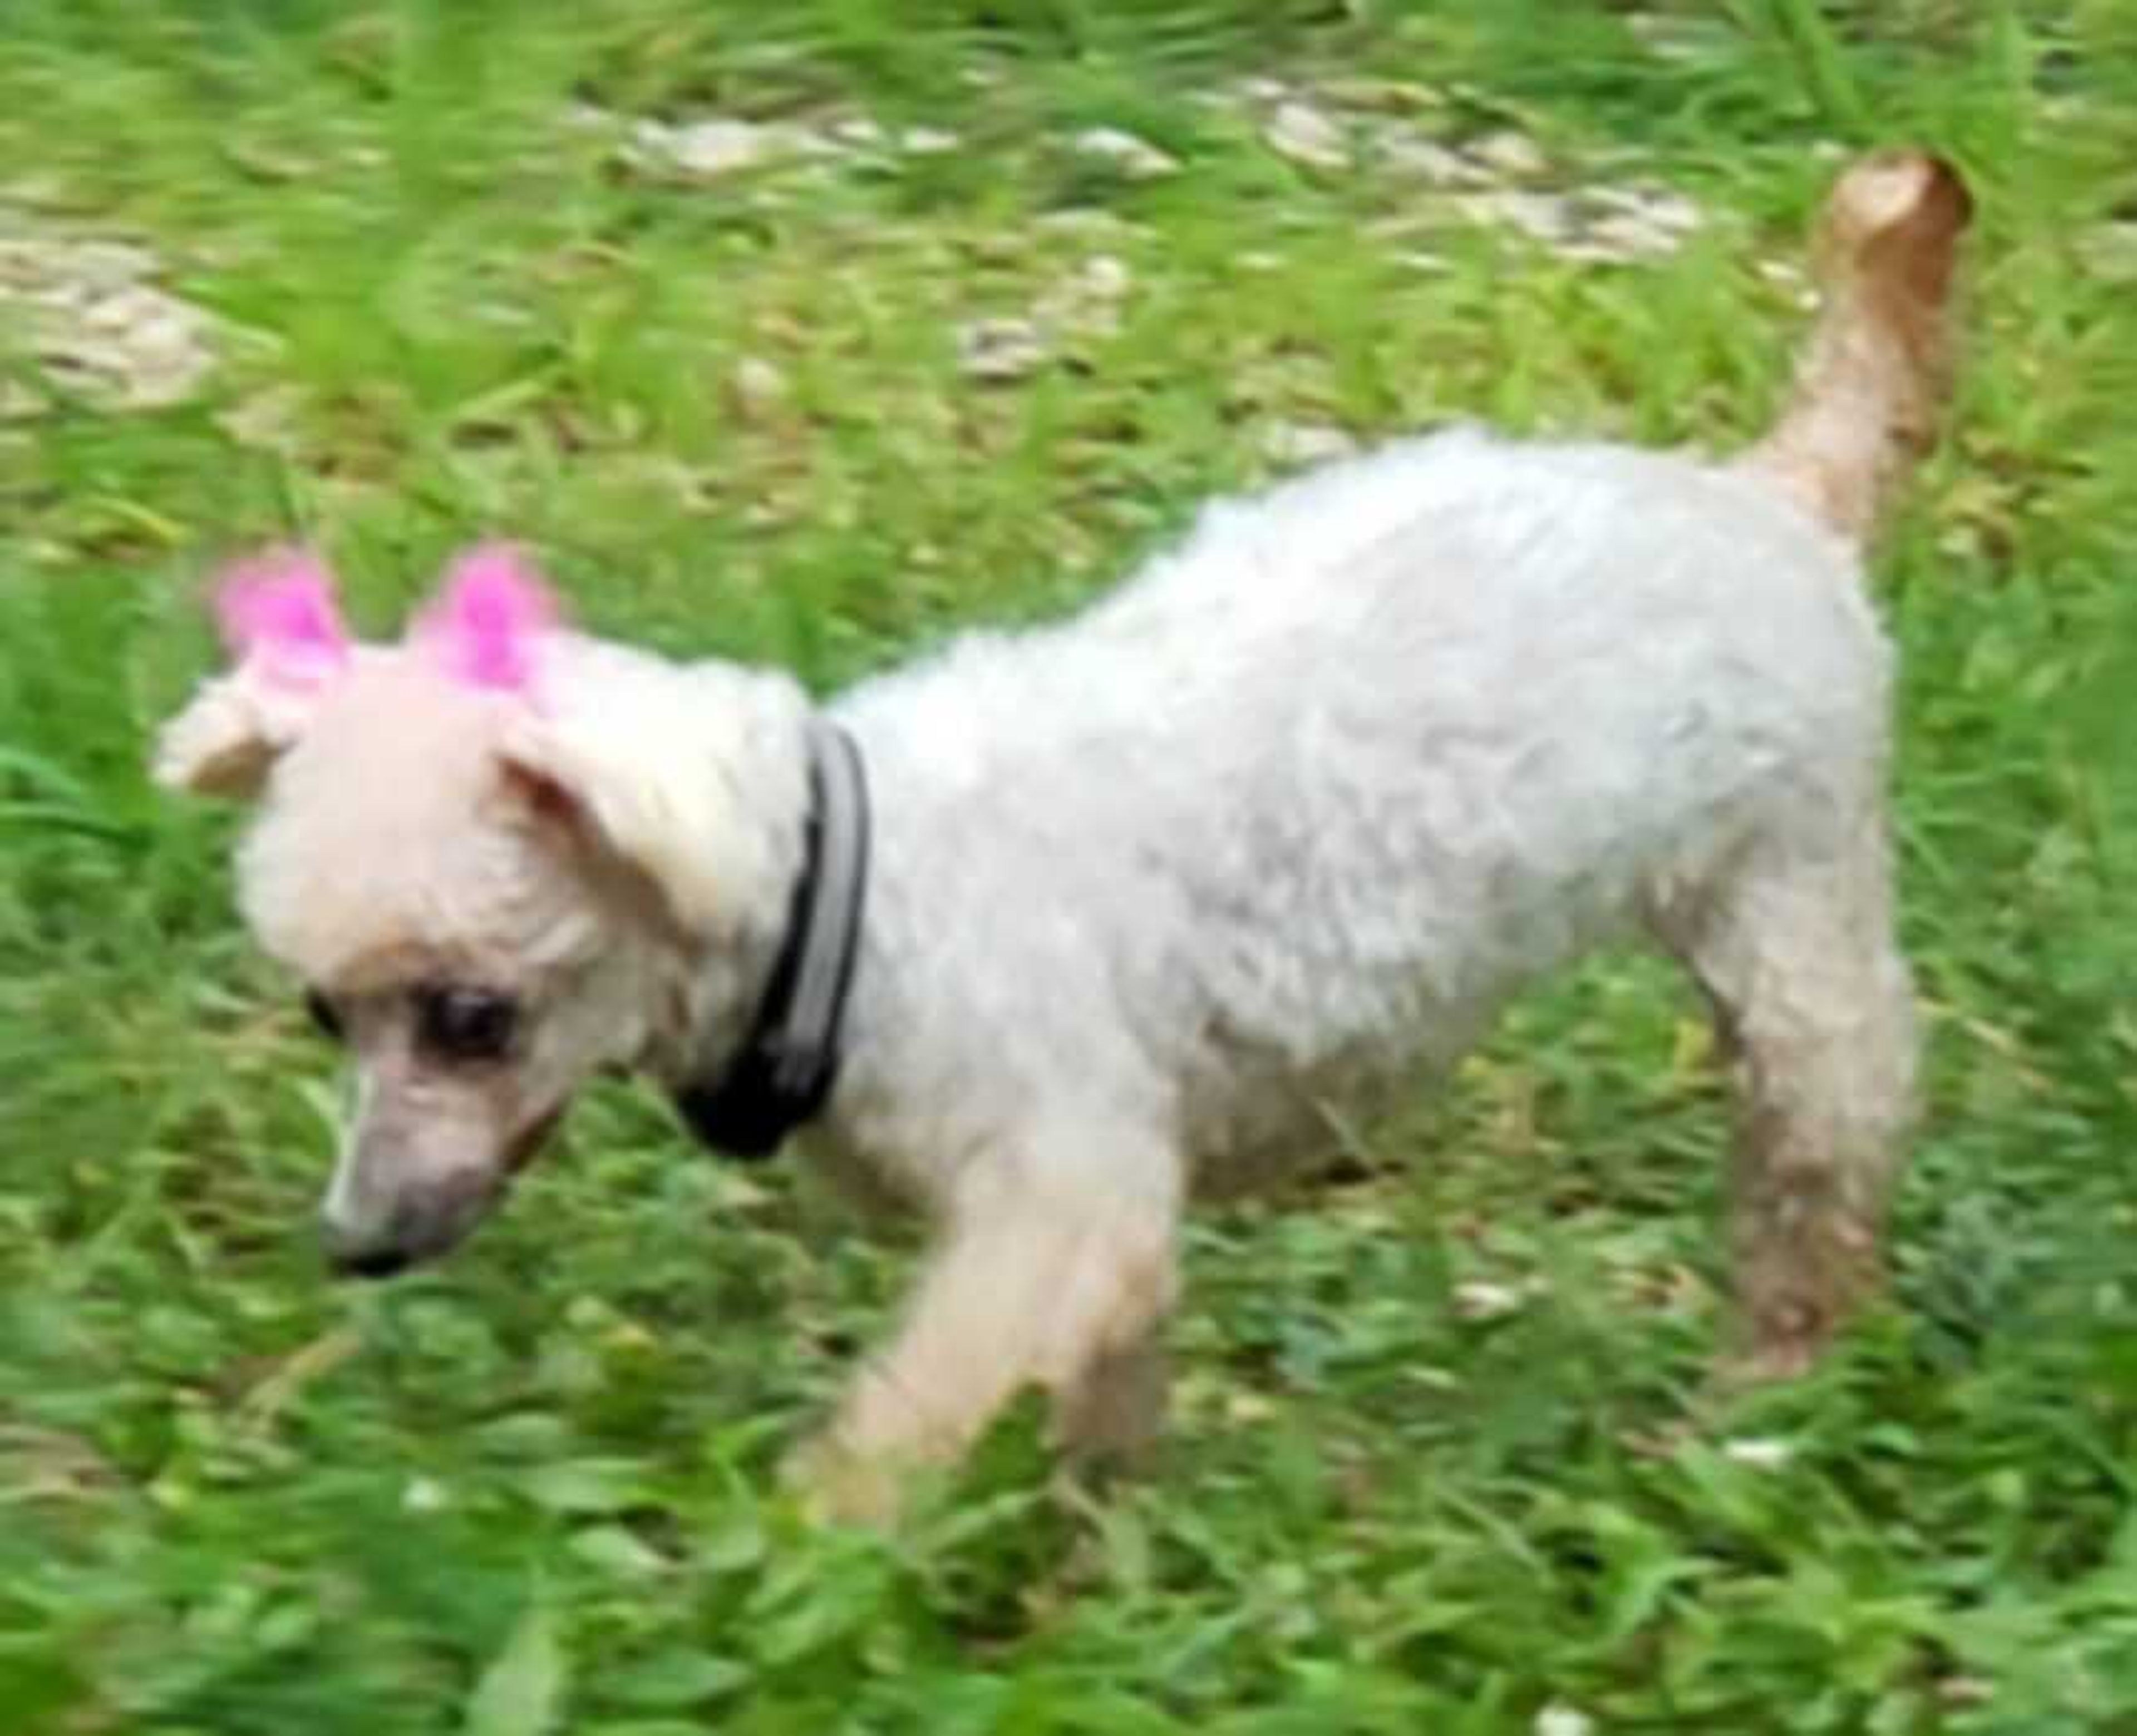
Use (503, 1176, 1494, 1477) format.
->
(320, 1203, 470, 1280)
(332, 1243, 415, 1281)
(318, 1168, 494, 1280)
(317, 1111, 562, 1280)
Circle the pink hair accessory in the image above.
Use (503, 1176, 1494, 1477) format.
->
(415, 542, 561, 694)
(213, 549, 353, 689)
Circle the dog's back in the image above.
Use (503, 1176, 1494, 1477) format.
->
(836, 154, 1968, 1172)
(841, 431, 1878, 1144)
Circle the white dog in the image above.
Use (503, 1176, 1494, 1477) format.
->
(156, 151, 1969, 1518)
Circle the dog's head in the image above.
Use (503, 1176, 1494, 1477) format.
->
(155, 548, 805, 1276)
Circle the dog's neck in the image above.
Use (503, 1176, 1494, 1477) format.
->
(669, 719, 869, 1158)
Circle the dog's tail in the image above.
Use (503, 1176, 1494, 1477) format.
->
(1736, 149, 1972, 548)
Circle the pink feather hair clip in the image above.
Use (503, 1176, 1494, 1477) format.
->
(413, 543, 562, 694)
(213, 549, 353, 689)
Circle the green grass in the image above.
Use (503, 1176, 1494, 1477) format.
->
(3, 2, 2136, 1731)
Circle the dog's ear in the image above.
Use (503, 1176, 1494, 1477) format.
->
(493, 716, 734, 937)
(493, 666, 797, 942)
(152, 552, 354, 798)
(419, 543, 750, 927)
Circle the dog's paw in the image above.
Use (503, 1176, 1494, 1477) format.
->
(780, 1434, 907, 1530)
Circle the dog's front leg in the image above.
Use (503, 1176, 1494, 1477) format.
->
(791, 1149, 1179, 1524)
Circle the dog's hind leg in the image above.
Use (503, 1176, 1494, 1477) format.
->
(1654, 808, 1918, 1381)
(792, 1134, 1180, 1521)
(1050, 1331, 1169, 1471)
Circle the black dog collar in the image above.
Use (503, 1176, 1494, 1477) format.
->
(673, 719, 870, 1160)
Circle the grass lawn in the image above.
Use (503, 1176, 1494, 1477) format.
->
(3, 2, 2135, 1730)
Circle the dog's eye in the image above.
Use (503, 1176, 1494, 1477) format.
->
(415, 986, 519, 1064)
(304, 990, 344, 1042)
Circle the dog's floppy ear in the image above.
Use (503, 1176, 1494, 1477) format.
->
(495, 712, 740, 939)
(412, 542, 744, 924)
(152, 551, 354, 798)
(494, 666, 797, 943)
(407, 540, 736, 935)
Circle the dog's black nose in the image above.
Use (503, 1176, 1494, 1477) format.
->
(332, 1245, 412, 1281)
